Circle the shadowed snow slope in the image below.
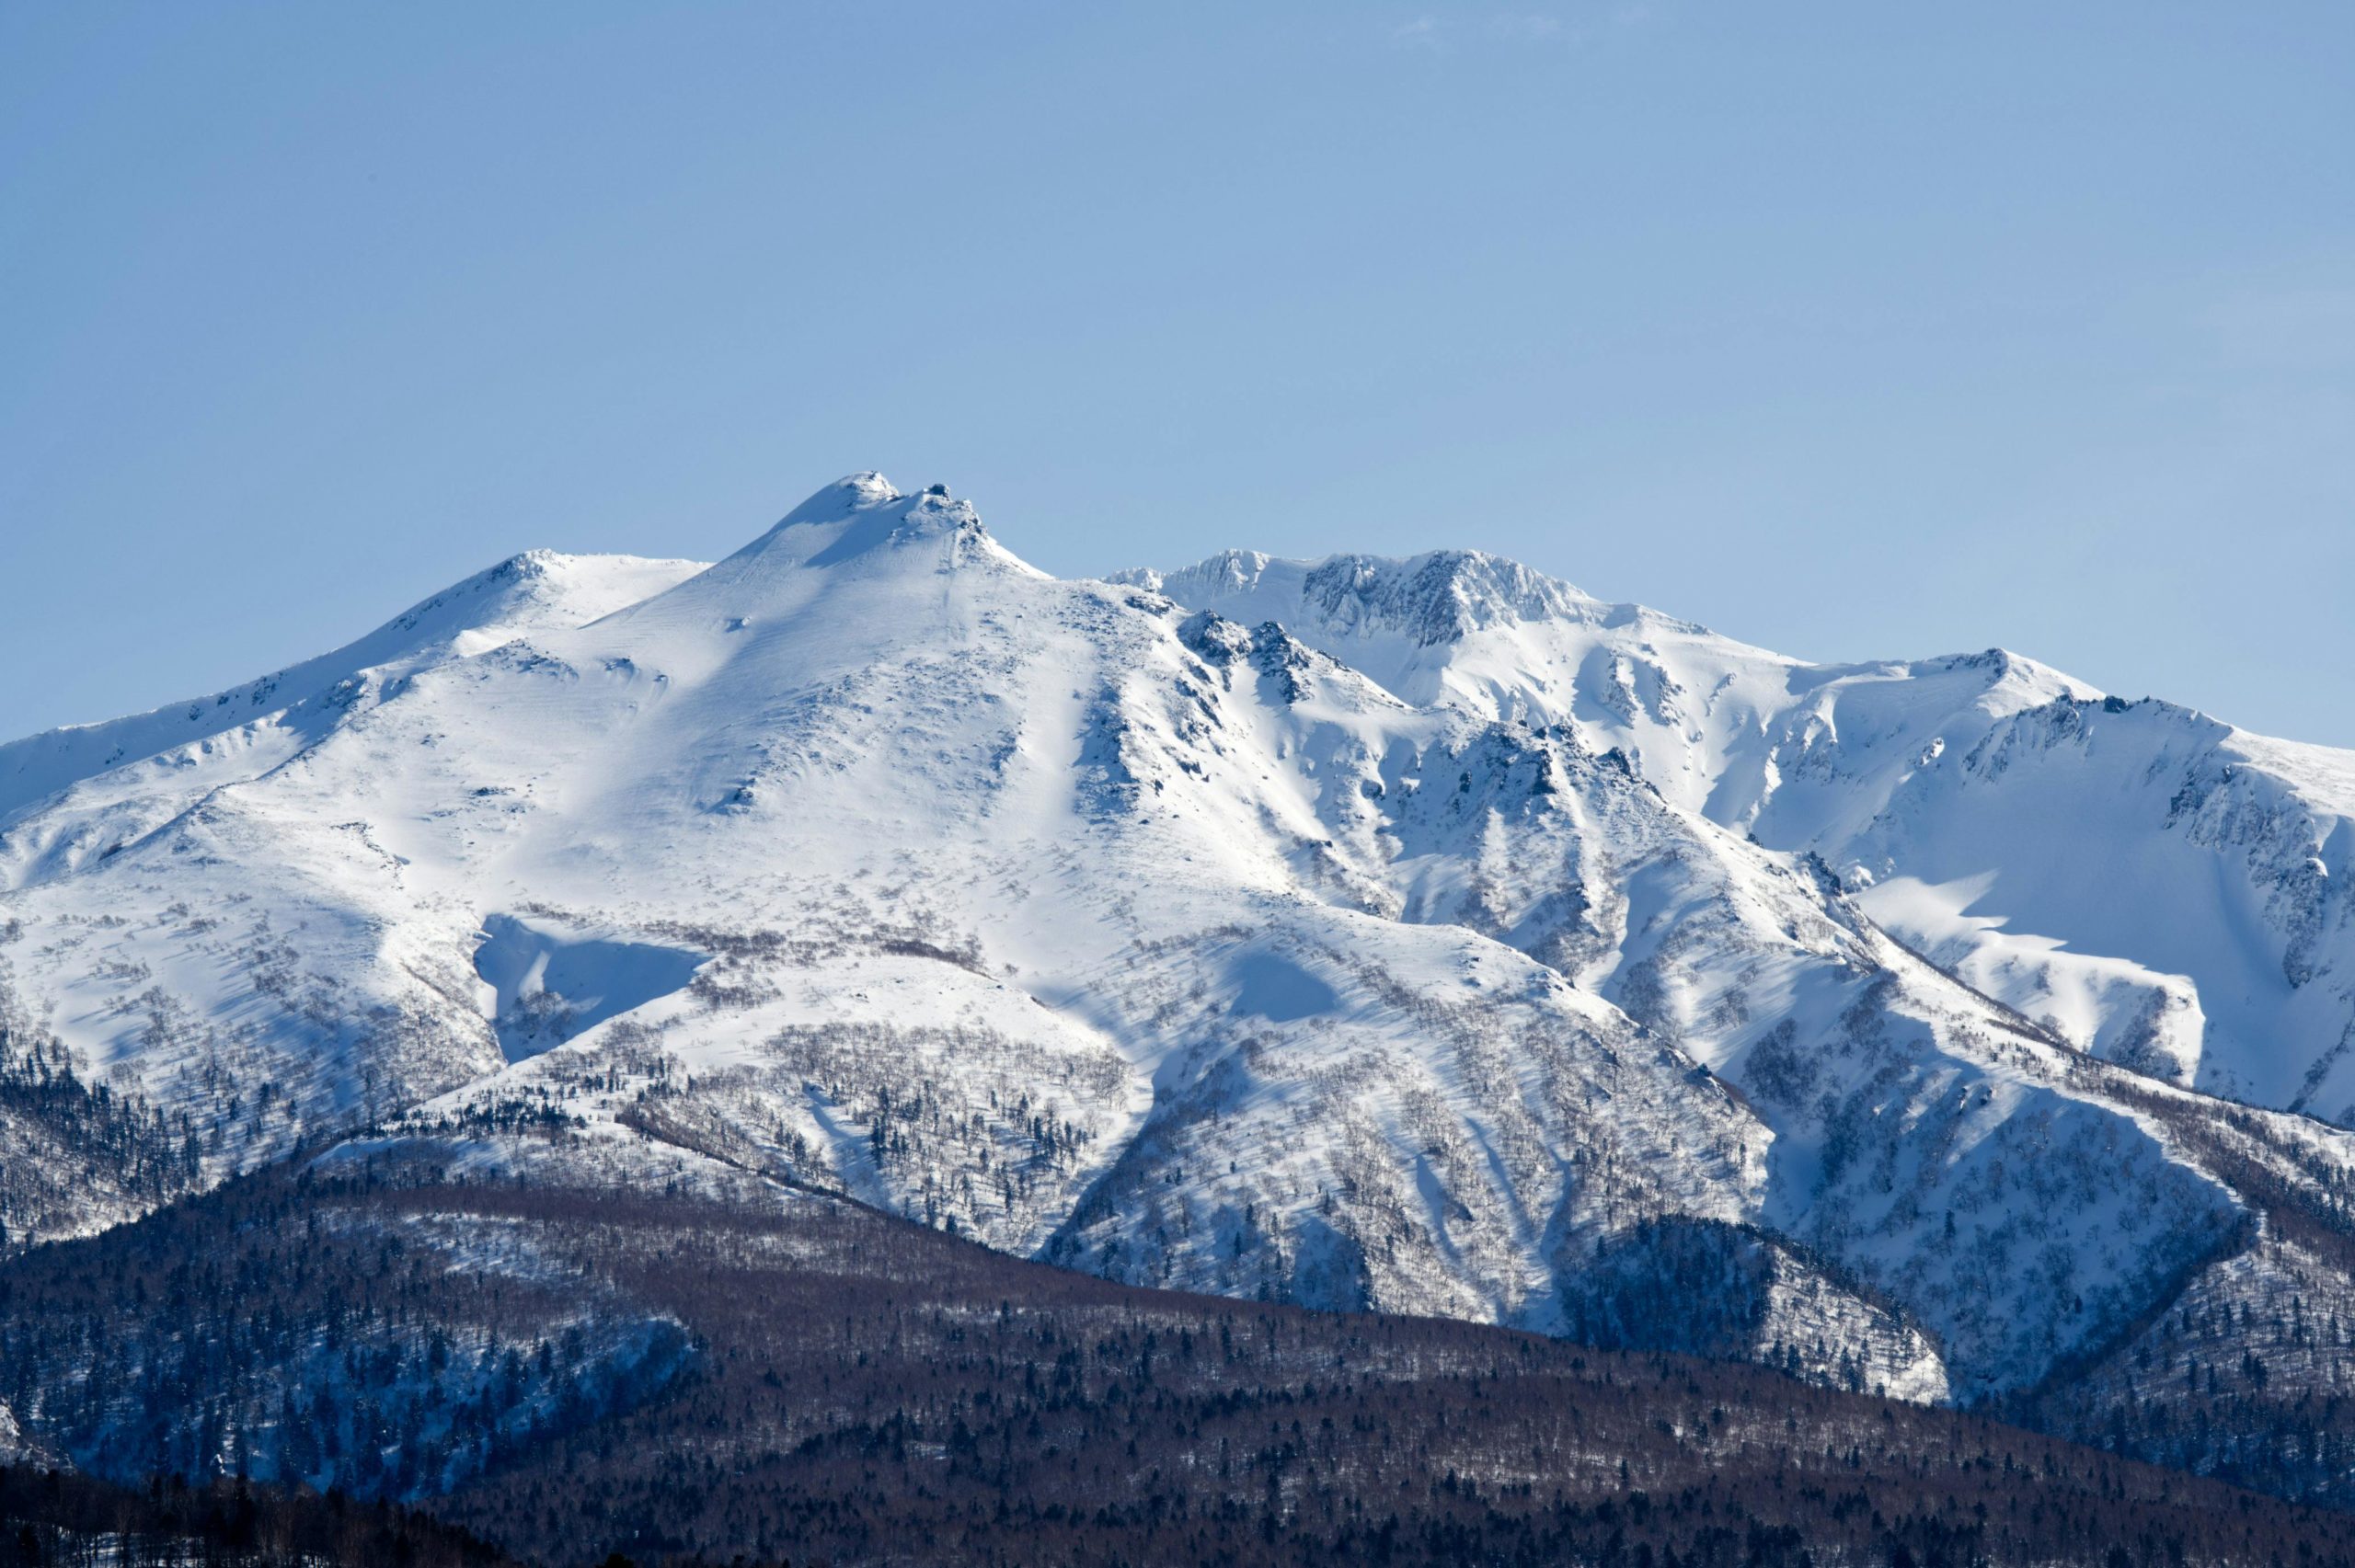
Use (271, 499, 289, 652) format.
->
(5, 475, 2355, 1417)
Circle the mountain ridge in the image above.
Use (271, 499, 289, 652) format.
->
(4, 475, 2355, 1505)
(1127, 537, 2355, 1119)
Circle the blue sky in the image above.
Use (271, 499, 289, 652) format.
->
(5, 2, 2351, 744)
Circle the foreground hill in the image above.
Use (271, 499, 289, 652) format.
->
(0, 1467, 512, 1568)
(3, 1133, 2349, 1568)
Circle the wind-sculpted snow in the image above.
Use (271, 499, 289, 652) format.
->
(8, 474, 2355, 1429)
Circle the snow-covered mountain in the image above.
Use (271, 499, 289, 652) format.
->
(1117, 548, 2355, 1120)
(6, 475, 2355, 1429)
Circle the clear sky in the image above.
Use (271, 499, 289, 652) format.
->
(5, 3, 2351, 746)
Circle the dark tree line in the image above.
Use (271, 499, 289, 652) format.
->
(0, 1463, 513, 1567)
(6, 1141, 2353, 1566)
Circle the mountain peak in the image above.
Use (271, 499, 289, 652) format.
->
(722, 474, 1033, 577)
(1301, 549, 1595, 645)
(1122, 546, 1598, 648)
(1111, 550, 1272, 600)
(784, 471, 904, 523)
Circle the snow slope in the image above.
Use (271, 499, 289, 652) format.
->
(0, 549, 706, 868)
(5, 476, 2355, 1414)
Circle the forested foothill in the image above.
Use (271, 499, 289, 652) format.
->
(4, 1139, 2351, 1568)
